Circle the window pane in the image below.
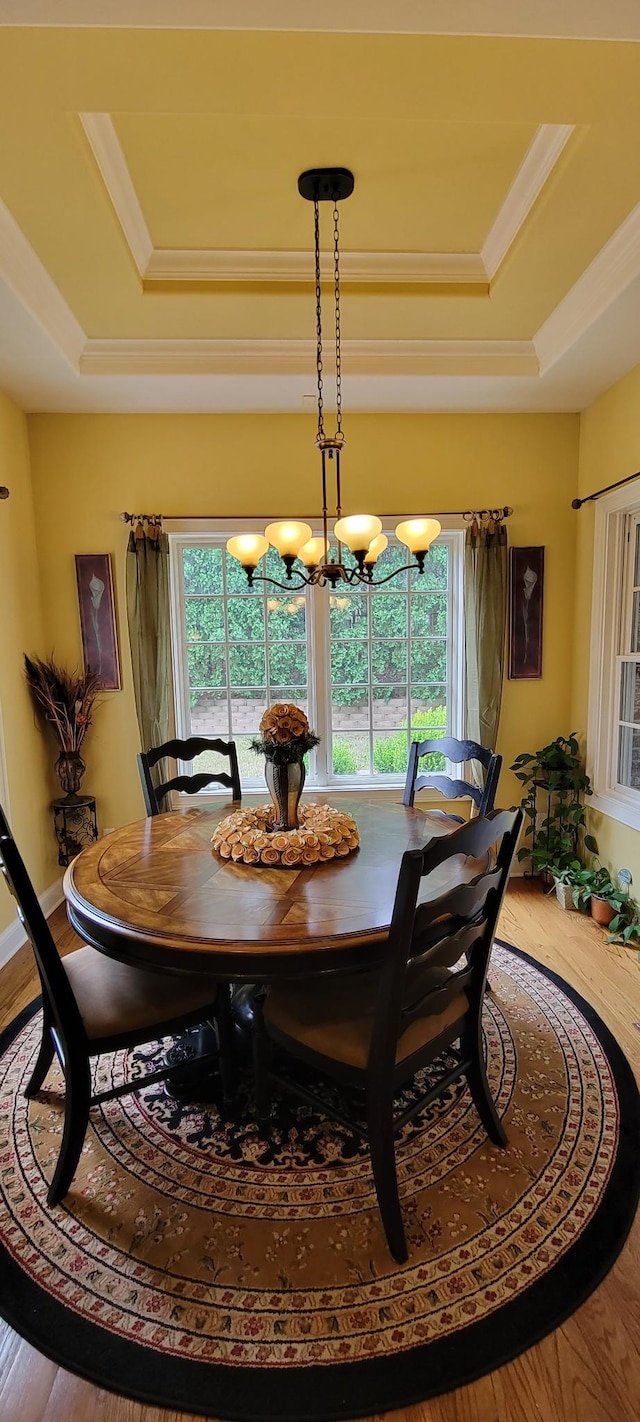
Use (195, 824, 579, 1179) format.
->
(185, 597, 225, 642)
(374, 543, 408, 587)
(235, 734, 267, 783)
(411, 543, 448, 591)
(410, 687, 448, 727)
(635, 524, 640, 587)
(332, 732, 370, 776)
(371, 595, 407, 639)
(228, 643, 266, 687)
(269, 643, 307, 686)
(226, 595, 265, 641)
(620, 661, 640, 723)
(632, 593, 640, 654)
(332, 687, 370, 730)
(229, 688, 267, 733)
(372, 686, 407, 728)
(269, 688, 309, 718)
(267, 594, 306, 640)
(372, 640, 407, 683)
(183, 547, 223, 595)
(410, 593, 447, 637)
(411, 640, 447, 683)
(187, 644, 226, 688)
(618, 724, 640, 789)
(329, 592, 369, 638)
(331, 641, 368, 685)
(189, 689, 228, 736)
(373, 729, 410, 775)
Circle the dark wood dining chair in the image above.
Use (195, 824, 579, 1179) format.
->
(403, 735, 502, 820)
(138, 734, 241, 815)
(253, 807, 522, 1263)
(0, 802, 234, 1206)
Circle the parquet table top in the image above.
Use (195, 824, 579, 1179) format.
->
(64, 797, 476, 978)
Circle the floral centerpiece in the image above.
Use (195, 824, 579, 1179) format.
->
(251, 703, 319, 831)
(24, 654, 103, 797)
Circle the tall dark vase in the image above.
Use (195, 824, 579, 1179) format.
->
(55, 750, 86, 799)
(265, 758, 305, 831)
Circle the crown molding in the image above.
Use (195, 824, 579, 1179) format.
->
(0, 199, 84, 368)
(2, 2, 640, 41)
(481, 124, 574, 280)
(80, 337, 538, 377)
(80, 112, 153, 273)
(534, 201, 640, 373)
(79, 112, 565, 289)
(145, 247, 487, 286)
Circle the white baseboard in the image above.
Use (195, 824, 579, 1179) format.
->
(0, 878, 64, 970)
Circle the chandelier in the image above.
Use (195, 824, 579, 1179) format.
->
(226, 167, 441, 590)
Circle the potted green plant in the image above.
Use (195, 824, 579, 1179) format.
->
(511, 734, 597, 880)
(569, 863, 612, 916)
(550, 860, 581, 910)
(606, 910, 640, 947)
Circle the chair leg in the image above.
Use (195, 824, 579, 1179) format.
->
(47, 1058, 92, 1206)
(24, 1003, 55, 1098)
(252, 995, 272, 1130)
(214, 985, 235, 1112)
(367, 1093, 407, 1265)
(463, 1026, 507, 1148)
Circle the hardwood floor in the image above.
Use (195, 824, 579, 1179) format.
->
(0, 881, 639, 1422)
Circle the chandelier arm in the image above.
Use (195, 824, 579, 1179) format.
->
(244, 571, 312, 592)
(348, 562, 424, 588)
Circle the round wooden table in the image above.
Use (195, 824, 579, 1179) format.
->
(64, 797, 482, 983)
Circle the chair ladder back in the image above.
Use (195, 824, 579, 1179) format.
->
(0, 809, 87, 1050)
(403, 734, 501, 813)
(138, 735, 241, 813)
(366, 808, 522, 1078)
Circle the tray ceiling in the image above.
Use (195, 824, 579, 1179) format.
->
(1, 23, 640, 411)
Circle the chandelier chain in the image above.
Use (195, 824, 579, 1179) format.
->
(313, 199, 325, 441)
(333, 199, 343, 439)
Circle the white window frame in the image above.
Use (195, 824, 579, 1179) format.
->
(168, 518, 465, 796)
(587, 478, 640, 831)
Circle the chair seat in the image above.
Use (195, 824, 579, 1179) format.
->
(63, 946, 218, 1042)
(264, 965, 468, 1070)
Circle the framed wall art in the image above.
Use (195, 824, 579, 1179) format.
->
(75, 553, 121, 691)
(509, 546, 544, 679)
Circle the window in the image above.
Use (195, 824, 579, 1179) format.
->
(588, 480, 640, 829)
(169, 526, 464, 791)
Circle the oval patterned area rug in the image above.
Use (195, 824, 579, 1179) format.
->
(0, 941, 638, 1421)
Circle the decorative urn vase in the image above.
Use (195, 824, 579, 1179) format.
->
(265, 757, 306, 832)
(55, 750, 86, 798)
(252, 702, 320, 834)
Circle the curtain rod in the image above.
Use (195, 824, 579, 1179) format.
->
(120, 506, 513, 524)
(572, 473, 640, 509)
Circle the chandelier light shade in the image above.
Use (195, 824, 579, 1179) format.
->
(225, 533, 269, 568)
(225, 167, 441, 590)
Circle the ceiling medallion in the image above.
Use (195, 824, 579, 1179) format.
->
(227, 168, 441, 590)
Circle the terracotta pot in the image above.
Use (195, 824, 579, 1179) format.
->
(265, 757, 305, 831)
(590, 895, 616, 928)
(55, 750, 86, 797)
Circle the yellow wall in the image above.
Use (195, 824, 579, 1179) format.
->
(27, 412, 579, 835)
(0, 391, 57, 933)
(573, 364, 640, 884)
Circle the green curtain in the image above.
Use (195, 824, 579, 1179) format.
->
(126, 528, 171, 769)
(464, 522, 508, 765)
